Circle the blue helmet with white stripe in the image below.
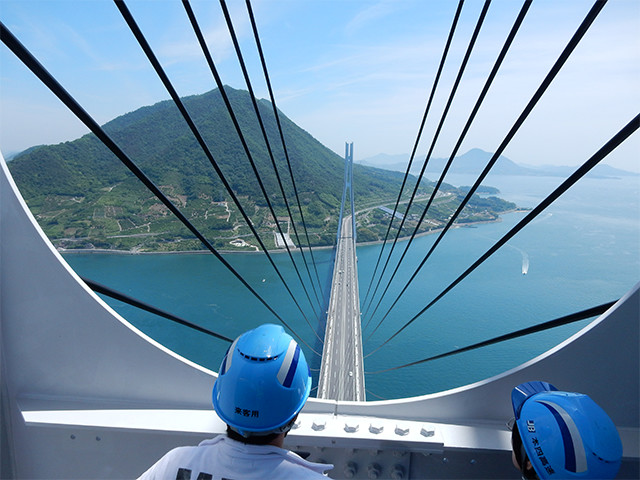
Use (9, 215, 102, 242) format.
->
(512, 381, 622, 479)
(212, 324, 311, 437)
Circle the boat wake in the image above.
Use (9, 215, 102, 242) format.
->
(521, 252, 529, 275)
(469, 230, 531, 275)
(510, 244, 530, 275)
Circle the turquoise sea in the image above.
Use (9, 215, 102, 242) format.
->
(64, 174, 639, 400)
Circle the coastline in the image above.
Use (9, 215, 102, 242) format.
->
(59, 209, 529, 256)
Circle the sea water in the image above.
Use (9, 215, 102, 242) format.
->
(64, 174, 639, 400)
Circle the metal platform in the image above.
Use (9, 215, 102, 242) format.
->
(2, 156, 638, 478)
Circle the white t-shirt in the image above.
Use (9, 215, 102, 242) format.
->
(138, 435, 333, 479)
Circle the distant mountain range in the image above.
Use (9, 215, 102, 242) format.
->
(357, 148, 639, 179)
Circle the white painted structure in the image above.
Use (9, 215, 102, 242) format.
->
(1, 156, 638, 478)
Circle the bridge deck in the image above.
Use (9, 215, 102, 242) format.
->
(317, 215, 365, 401)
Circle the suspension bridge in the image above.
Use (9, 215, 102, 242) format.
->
(318, 143, 366, 401)
(1, 0, 636, 401)
(1, 1, 639, 478)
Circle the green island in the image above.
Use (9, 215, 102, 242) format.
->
(8, 87, 517, 253)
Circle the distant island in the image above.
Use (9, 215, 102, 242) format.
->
(8, 88, 517, 253)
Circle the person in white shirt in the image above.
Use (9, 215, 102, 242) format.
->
(138, 324, 332, 479)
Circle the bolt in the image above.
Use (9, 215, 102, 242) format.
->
(391, 464, 405, 479)
(369, 423, 384, 434)
(344, 461, 358, 478)
(420, 425, 435, 437)
(344, 422, 359, 433)
(368, 463, 382, 479)
(312, 419, 326, 431)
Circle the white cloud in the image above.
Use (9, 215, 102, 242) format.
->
(345, 0, 402, 33)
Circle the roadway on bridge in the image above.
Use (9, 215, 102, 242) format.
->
(317, 215, 365, 401)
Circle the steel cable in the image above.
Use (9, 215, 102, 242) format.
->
(82, 277, 234, 343)
(366, 300, 616, 374)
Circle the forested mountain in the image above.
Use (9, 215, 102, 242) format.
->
(8, 87, 514, 252)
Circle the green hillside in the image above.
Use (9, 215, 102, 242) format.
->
(8, 87, 515, 252)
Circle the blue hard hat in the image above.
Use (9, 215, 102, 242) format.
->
(212, 324, 311, 436)
(512, 381, 622, 479)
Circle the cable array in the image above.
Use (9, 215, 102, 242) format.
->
(361, 0, 465, 318)
(186, 0, 324, 318)
(114, 0, 322, 343)
(363, 0, 493, 329)
(1, 0, 326, 355)
(364, 0, 532, 341)
(364, 0, 613, 356)
(366, 113, 639, 360)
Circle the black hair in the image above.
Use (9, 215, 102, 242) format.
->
(226, 425, 280, 446)
(224, 413, 299, 446)
(511, 422, 539, 480)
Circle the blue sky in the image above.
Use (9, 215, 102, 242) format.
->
(1, 0, 639, 172)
